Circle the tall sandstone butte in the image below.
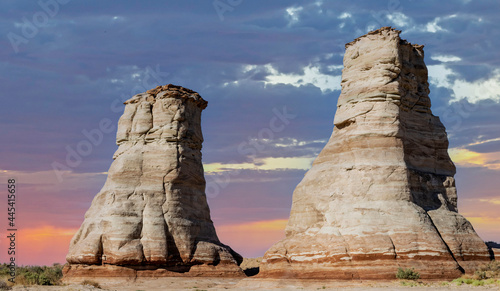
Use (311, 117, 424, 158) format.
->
(64, 85, 243, 281)
(260, 27, 491, 279)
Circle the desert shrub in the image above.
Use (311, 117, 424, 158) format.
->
(9, 264, 62, 286)
(475, 271, 487, 280)
(396, 267, 420, 280)
(0, 264, 11, 277)
(81, 279, 101, 288)
(475, 260, 500, 279)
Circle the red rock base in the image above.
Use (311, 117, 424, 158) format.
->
(62, 263, 245, 283)
(258, 259, 490, 280)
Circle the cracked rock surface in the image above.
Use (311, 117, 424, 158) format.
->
(259, 27, 491, 280)
(64, 84, 243, 280)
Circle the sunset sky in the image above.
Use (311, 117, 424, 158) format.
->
(1, 0, 499, 266)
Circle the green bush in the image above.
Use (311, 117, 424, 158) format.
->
(0, 264, 11, 277)
(1, 264, 62, 286)
(396, 267, 420, 280)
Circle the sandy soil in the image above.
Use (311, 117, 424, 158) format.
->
(6, 277, 500, 291)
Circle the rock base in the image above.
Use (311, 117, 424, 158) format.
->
(258, 260, 487, 280)
(62, 263, 245, 283)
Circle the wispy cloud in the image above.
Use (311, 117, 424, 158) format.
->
(428, 64, 500, 103)
(285, 6, 303, 26)
(264, 64, 341, 93)
(449, 148, 500, 170)
(430, 55, 462, 63)
(204, 156, 314, 173)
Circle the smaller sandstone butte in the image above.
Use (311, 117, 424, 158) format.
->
(260, 27, 491, 280)
(64, 84, 243, 281)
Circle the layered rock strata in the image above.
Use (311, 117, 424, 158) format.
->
(260, 27, 491, 279)
(64, 84, 243, 280)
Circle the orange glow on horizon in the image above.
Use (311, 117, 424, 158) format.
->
(216, 219, 288, 258)
(462, 215, 500, 240)
(6, 226, 78, 266)
(449, 148, 500, 170)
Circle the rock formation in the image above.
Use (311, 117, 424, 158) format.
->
(260, 27, 491, 279)
(64, 85, 243, 281)
(487, 242, 500, 260)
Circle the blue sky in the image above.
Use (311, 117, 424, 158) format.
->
(1, 0, 499, 264)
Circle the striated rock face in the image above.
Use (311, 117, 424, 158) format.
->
(64, 84, 243, 280)
(260, 27, 491, 280)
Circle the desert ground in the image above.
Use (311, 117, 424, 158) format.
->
(3, 258, 499, 291)
(6, 277, 500, 291)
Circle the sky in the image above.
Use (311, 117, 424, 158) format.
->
(0, 0, 499, 266)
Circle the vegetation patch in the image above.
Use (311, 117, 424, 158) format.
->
(0, 263, 63, 286)
(396, 267, 420, 280)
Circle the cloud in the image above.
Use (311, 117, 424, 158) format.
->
(425, 17, 447, 33)
(264, 64, 341, 93)
(451, 70, 500, 103)
(204, 156, 314, 173)
(338, 12, 351, 20)
(478, 198, 500, 205)
(428, 64, 500, 103)
(449, 148, 500, 170)
(430, 55, 462, 62)
(0, 168, 107, 194)
(386, 12, 410, 28)
(273, 137, 328, 148)
(285, 6, 303, 26)
(466, 138, 500, 153)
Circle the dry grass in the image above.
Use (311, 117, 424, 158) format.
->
(81, 279, 101, 288)
(452, 260, 500, 287)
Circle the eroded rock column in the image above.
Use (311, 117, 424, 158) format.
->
(64, 84, 243, 280)
(259, 27, 491, 280)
